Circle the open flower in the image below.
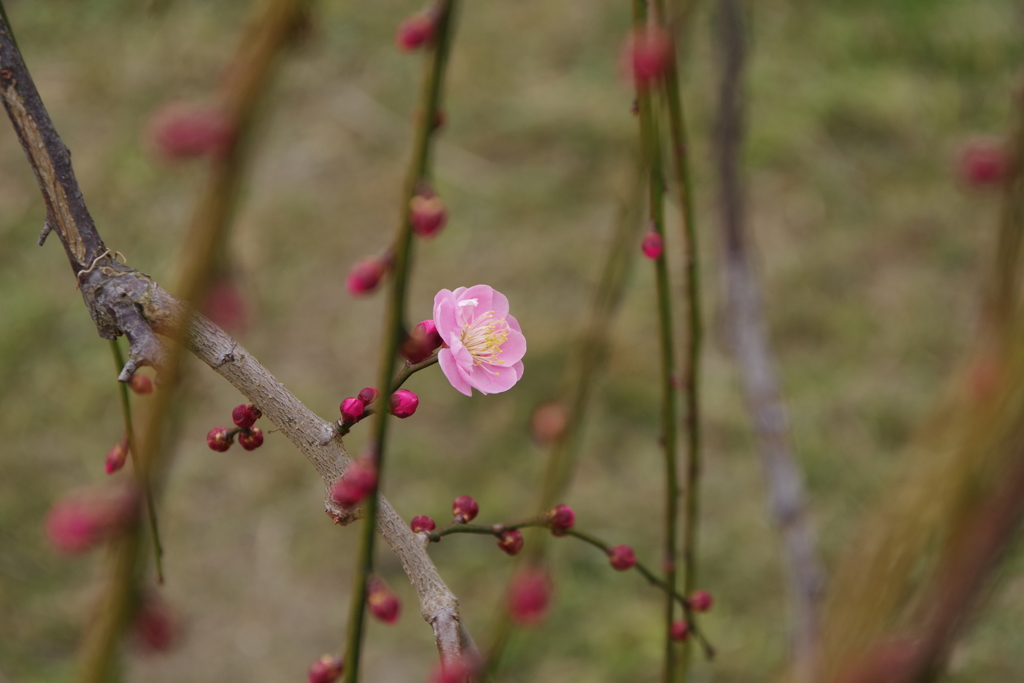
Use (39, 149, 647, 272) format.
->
(433, 286, 526, 396)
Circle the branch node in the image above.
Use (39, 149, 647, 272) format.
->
(38, 220, 52, 246)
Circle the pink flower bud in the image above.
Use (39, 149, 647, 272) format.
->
(105, 437, 130, 475)
(429, 656, 477, 683)
(641, 231, 663, 259)
(507, 568, 552, 626)
(390, 389, 419, 418)
(623, 27, 672, 85)
(530, 401, 568, 446)
(232, 404, 262, 429)
(340, 397, 365, 424)
(396, 12, 435, 51)
(308, 655, 344, 683)
(411, 515, 436, 533)
(129, 374, 153, 395)
(549, 504, 575, 536)
(961, 139, 1008, 186)
(401, 319, 444, 363)
(206, 426, 234, 452)
(497, 529, 524, 556)
(346, 257, 387, 295)
(147, 102, 234, 161)
(452, 495, 479, 523)
(46, 492, 135, 554)
(670, 620, 690, 641)
(357, 387, 379, 405)
(689, 589, 713, 612)
(238, 427, 264, 451)
(132, 593, 179, 653)
(367, 577, 401, 624)
(608, 544, 637, 571)
(410, 193, 447, 238)
(330, 459, 378, 509)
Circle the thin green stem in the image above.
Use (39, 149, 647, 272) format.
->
(391, 354, 439, 392)
(634, 1, 682, 681)
(656, 0, 704, 675)
(342, 4, 459, 681)
(110, 340, 164, 584)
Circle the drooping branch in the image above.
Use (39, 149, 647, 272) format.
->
(713, 0, 823, 679)
(0, 3, 469, 664)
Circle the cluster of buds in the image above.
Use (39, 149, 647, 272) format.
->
(206, 404, 265, 452)
(366, 576, 401, 624)
(547, 504, 575, 536)
(46, 489, 138, 554)
(330, 457, 378, 509)
(338, 387, 419, 433)
(308, 655, 344, 683)
(670, 590, 714, 642)
(401, 320, 443, 364)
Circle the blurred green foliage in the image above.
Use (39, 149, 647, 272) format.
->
(1, 0, 1023, 681)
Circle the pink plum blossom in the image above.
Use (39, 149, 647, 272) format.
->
(432, 286, 526, 396)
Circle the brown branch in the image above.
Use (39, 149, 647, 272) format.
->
(713, 0, 823, 679)
(0, 4, 468, 664)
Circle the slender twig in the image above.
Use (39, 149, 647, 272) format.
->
(343, 4, 461, 681)
(392, 354, 439, 392)
(110, 339, 164, 583)
(633, 2, 683, 681)
(713, 0, 822, 680)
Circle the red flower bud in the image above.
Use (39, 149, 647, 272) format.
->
(340, 397, 365, 424)
(346, 257, 387, 295)
(497, 529, 524, 556)
(147, 102, 234, 161)
(608, 544, 637, 571)
(429, 656, 477, 683)
(238, 427, 264, 451)
(132, 593, 179, 653)
(411, 515, 436, 533)
(206, 426, 234, 452)
(961, 139, 1008, 187)
(330, 459, 378, 509)
(641, 230, 663, 259)
(357, 387, 379, 405)
(452, 495, 479, 523)
(670, 620, 690, 641)
(390, 389, 419, 418)
(46, 492, 135, 554)
(689, 589, 713, 612)
(232, 404, 261, 429)
(308, 655, 344, 683)
(401, 319, 444, 363)
(367, 577, 401, 624)
(396, 12, 435, 52)
(410, 193, 447, 238)
(624, 27, 672, 85)
(549, 504, 575, 536)
(129, 374, 153, 395)
(104, 437, 130, 475)
(507, 568, 552, 626)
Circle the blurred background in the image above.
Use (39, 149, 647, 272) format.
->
(1, 0, 1023, 681)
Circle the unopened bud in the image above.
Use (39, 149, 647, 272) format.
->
(232, 404, 261, 429)
(497, 529, 524, 556)
(340, 397, 365, 424)
(46, 492, 135, 554)
(238, 427, 264, 451)
(390, 389, 419, 418)
(670, 620, 690, 641)
(308, 655, 344, 683)
(961, 138, 1008, 187)
(625, 27, 672, 85)
(410, 193, 447, 238)
(132, 593, 179, 653)
(396, 12, 436, 52)
(330, 459, 378, 509)
(549, 504, 575, 536)
(346, 257, 387, 295)
(105, 437, 130, 475)
(147, 102, 234, 161)
(129, 374, 153, 395)
(608, 544, 637, 571)
(429, 656, 477, 683)
(452, 495, 479, 523)
(689, 589, 713, 612)
(411, 515, 436, 533)
(641, 230, 663, 259)
(530, 400, 568, 446)
(206, 426, 234, 452)
(507, 568, 552, 626)
(357, 387, 379, 405)
(401, 320, 443, 363)
(367, 577, 401, 624)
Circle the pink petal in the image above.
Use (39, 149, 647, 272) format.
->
(460, 285, 498, 315)
(449, 339, 475, 374)
(506, 313, 522, 333)
(497, 327, 527, 365)
(512, 360, 525, 379)
(468, 362, 521, 395)
(433, 295, 460, 341)
(438, 348, 472, 397)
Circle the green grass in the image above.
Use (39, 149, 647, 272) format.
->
(1, 0, 1022, 681)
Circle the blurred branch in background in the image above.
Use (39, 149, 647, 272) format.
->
(819, 86, 1024, 683)
(713, 0, 823, 680)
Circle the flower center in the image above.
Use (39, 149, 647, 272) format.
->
(461, 310, 509, 367)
